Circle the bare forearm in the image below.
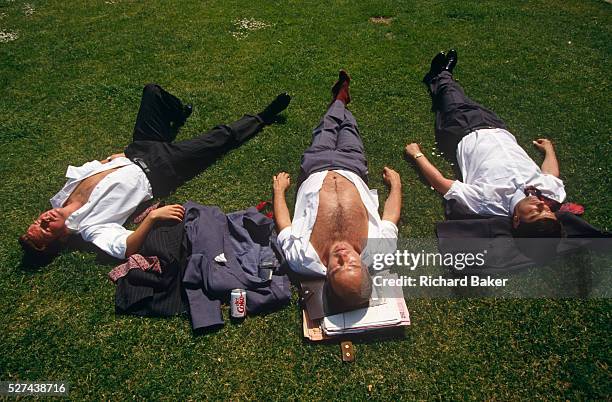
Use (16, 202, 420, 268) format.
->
(124, 204, 184, 257)
(541, 150, 560, 178)
(382, 185, 402, 225)
(125, 215, 156, 257)
(273, 190, 292, 232)
(414, 156, 454, 194)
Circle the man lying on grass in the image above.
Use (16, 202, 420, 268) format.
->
(273, 70, 402, 311)
(405, 49, 565, 242)
(20, 83, 290, 263)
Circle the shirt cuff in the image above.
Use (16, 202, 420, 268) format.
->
(277, 226, 292, 246)
(380, 220, 399, 238)
(110, 230, 132, 260)
(509, 190, 527, 216)
(443, 180, 463, 200)
(540, 174, 566, 202)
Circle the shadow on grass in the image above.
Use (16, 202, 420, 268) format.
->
(302, 325, 408, 346)
(270, 114, 288, 125)
(18, 234, 118, 272)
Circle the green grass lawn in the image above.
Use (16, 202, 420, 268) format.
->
(1, 0, 611, 399)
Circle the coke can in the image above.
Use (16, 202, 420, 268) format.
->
(230, 288, 247, 318)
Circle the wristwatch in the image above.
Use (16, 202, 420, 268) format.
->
(414, 152, 424, 160)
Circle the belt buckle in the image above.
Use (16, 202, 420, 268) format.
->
(133, 157, 150, 174)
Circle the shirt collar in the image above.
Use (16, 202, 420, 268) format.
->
(509, 189, 526, 217)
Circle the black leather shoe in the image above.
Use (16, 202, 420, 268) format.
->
(445, 49, 458, 73)
(258, 93, 291, 124)
(422, 51, 446, 84)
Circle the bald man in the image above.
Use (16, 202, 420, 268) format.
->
(273, 71, 402, 311)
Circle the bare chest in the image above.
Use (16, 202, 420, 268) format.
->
(310, 172, 368, 262)
(64, 167, 120, 206)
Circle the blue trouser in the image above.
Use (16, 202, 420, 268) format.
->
(297, 100, 368, 189)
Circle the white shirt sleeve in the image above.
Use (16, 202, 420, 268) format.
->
(362, 220, 399, 268)
(380, 220, 399, 254)
(443, 180, 485, 214)
(80, 223, 133, 259)
(277, 226, 305, 271)
(531, 174, 567, 203)
(380, 220, 399, 239)
(277, 226, 328, 276)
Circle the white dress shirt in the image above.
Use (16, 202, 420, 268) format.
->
(444, 128, 566, 216)
(277, 170, 398, 277)
(50, 157, 153, 259)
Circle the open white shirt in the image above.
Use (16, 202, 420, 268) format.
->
(444, 128, 566, 216)
(50, 157, 153, 259)
(276, 170, 398, 277)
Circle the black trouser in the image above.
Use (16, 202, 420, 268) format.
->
(124, 84, 265, 198)
(430, 71, 507, 162)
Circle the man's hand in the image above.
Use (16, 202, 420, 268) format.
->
(533, 139, 555, 154)
(533, 139, 560, 177)
(149, 204, 185, 222)
(404, 143, 422, 159)
(404, 141, 453, 194)
(125, 204, 184, 257)
(273, 172, 291, 194)
(382, 167, 401, 188)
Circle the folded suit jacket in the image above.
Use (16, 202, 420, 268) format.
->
(182, 202, 292, 330)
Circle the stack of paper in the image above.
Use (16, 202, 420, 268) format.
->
(300, 272, 410, 341)
(321, 297, 410, 336)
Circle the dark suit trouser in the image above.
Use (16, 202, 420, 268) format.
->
(296, 100, 369, 190)
(125, 84, 265, 198)
(430, 71, 507, 162)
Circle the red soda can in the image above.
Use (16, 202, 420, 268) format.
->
(231, 288, 247, 318)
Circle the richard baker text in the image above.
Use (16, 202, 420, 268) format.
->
(373, 275, 508, 288)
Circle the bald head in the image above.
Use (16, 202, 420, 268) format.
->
(327, 265, 372, 310)
(326, 245, 372, 311)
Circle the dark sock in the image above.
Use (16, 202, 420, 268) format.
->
(331, 70, 351, 105)
(258, 93, 291, 124)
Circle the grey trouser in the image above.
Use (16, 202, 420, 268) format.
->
(297, 100, 368, 189)
(429, 71, 507, 162)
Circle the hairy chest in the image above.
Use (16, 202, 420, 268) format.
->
(310, 173, 368, 260)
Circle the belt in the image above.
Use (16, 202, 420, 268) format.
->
(132, 157, 151, 174)
(467, 125, 497, 133)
